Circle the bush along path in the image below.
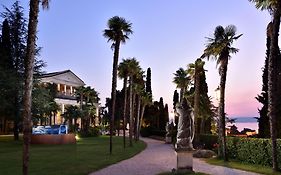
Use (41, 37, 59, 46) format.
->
(89, 137, 261, 175)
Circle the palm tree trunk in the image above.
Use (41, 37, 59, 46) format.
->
(122, 77, 128, 148)
(219, 61, 228, 162)
(129, 77, 133, 146)
(133, 92, 137, 140)
(53, 112, 56, 125)
(268, 9, 280, 172)
(110, 39, 120, 153)
(136, 95, 141, 141)
(139, 105, 146, 136)
(23, 0, 39, 174)
(179, 89, 183, 103)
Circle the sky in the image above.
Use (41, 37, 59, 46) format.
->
(0, 0, 272, 118)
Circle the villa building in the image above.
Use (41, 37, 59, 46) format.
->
(40, 70, 85, 125)
(40, 70, 100, 126)
(0, 70, 100, 134)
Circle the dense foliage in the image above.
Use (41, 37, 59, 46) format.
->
(0, 1, 45, 139)
(227, 137, 281, 167)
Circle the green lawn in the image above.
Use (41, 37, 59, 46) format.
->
(0, 135, 146, 175)
(206, 158, 281, 175)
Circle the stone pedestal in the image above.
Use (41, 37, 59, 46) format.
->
(175, 149, 194, 173)
(165, 136, 172, 144)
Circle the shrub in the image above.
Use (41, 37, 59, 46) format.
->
(140, 127, 152, 137)
(227, 137, 281, 167)
(78, 127, 100, 138)
(140, 126, 167, 137)
(151, 129, 166, 137)
(198, 134, 218, 150)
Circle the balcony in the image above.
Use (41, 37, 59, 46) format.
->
(56, 92, 77, 100)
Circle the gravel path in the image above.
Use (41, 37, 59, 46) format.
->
(89, 137, 261, 175)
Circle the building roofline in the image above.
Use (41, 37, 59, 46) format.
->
(40, 70, 85, 85)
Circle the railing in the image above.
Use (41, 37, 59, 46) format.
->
(56, 92, 77, 100)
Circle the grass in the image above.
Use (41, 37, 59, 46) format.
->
(206, 158, 281, 175)
(0, 135, 146, 175)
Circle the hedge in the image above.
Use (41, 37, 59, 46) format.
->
(227, 137, 281, 167)
(197, 135, 281, 167)
(140, 126, 166, 137)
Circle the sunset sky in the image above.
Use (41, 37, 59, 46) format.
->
(1, 0, 272, 118)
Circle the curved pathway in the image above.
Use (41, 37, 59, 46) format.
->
(89, 137, 261, 175)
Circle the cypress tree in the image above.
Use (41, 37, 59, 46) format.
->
(159, 97, 165, 130)
(198, 64, 212, 134)
(173, 90, 179, 110)
(146, 67, 152, 96)
(164, 103, 169, 124)
(256, 23, 271, 138)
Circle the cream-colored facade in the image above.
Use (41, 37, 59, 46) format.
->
(40, 70, 99, 126)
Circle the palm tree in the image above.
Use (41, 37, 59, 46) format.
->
(187, 58, 205, 136)
(133, 70, 145, 141)
(118, 59, 130, 148)
(126, 58, 141, 146)
(201, 25, 242, 161)
(173, 68, 190, 102)
(22, 0, 49, 174)
(139, 90, 152, 138)
(249, 1, 281, 171)
(62, 105, 81, 129)
(103, 16, 133, 154)
(76, 86, 99, 131)
(75, 86, 86, 129)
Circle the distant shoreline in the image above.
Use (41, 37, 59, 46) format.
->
(230, 117, 257, 123)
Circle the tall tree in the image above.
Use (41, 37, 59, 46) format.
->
(126, 58, 141, 146)
(22, 0, 49, 174)
(249, 0, 281, 171)
(0, 19, 15, 135)
(103, 16, 133, 154)
(158, 97, 166, 130)
(173, 90, 179, 110)
(132, 69, 145, 141)
(202, 25, 242, 161)
(118, 59, 130, 148)
(145, 67, 152, 96)
(172, 90, 179, 125)
(187, 58, 205, 136)
(138, 90, 152, 137)
(1, 1, 27, 140)
(256, 22, 272, 138)
(164, 104, 169, 124)
(173, 68, 190, 102)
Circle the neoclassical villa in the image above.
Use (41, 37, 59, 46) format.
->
(40, 70, 100, 126)
(0, 70, 100, 134)
(40, 70, 85, 125)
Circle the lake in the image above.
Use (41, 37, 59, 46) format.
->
(228, 117, 258, 132)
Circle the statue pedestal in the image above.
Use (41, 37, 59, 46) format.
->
(175, 149, 194, 173)
(165, 136, 172, 143)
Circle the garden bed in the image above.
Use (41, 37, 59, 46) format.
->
(31, 134, 76, 144)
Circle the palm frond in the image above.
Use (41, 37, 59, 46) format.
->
(249, 0, 277, 11)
